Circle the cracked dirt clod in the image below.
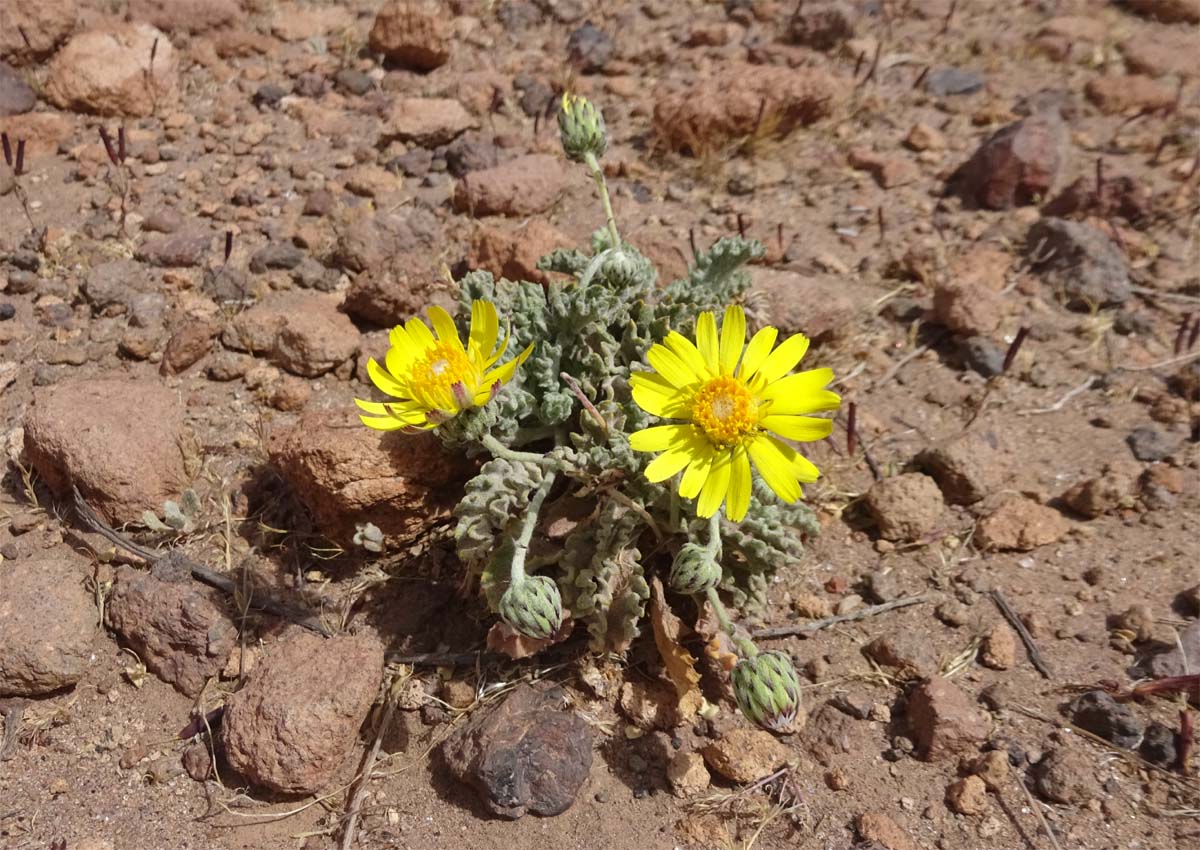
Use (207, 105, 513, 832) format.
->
(0, 552, 97, 697)
(105, 564, 237, 698)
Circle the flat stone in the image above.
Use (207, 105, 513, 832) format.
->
(0, 61, 36, 116)
(701, 728, 795, 784)
(926, 66, 985, 96)
(906, 676, 990, 762)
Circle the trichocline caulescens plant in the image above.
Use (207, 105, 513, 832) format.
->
(354, 94, 840, 732)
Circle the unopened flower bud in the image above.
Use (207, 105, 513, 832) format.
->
(732, 650, 802, 732)
(669, 542, 722, 595)
(557, 93, 607, 163)
(498, 574, 563, 640)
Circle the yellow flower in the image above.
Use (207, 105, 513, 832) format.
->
(629, 305, 840, 521)
(356, 300, 533, 431)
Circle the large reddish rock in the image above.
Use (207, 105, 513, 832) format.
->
(382, 97, 476, 148)
(222, 292, 359, 378)
(468, 220, 570, 285)
(949, 111, 1069, 210)
(453, 154, 570, 217)
(368, 0, 453, 71)
(23, 377, 189, 525)
(1123, 0, 1200, 23)
(343, 257, 457, 327)
(1120, 30, 1199, 78)
(126, 0, 244, 34)
(1085, 74, 1176, 114)
(976, 497, 1070, 552)
(44, 24, 177, 117)
(0, 552, 97, 696)
(442, 682, 593, 818)
(105, 565, 237, 697)
(0, 1, 77, 66)
(653, 64, 844, 155)
(221, 631, 383, 794)
(906, 676, 990, 762)
(267, 408, 472, 546)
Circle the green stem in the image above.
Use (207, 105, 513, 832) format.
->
(704, 513, 722, 558)
(706, 586, 758, 658)
(481, 433, 563, 470)
(585, 151, 620, 251)
(508, 471, 556, 585)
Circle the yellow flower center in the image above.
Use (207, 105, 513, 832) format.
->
(410, 342, 476, 406)
(691, 376, 758, 446)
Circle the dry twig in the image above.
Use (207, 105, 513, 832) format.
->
(991, 590, 1053, 679)
(752, 594, 931, 640)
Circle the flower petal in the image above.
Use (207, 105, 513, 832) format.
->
(631, 372, 691, 419)
(719, 305, 746, 376)
(629, 423, 695, 452)
(359, 414, 410, 431)
(761, 368, 840, 414)
(760, 414, 833, 443)
(738, 326, 778, 380)
(726, 446, 752, 521)
(405, 316, 435, 349)
(696, 449, 732, 518)
(644, 446, 695, 482)
(481, 342, 534, 387)
(647, 343, 703, 390)
(792, 452, 821, 483)
(388, 324, 421, 360)
(679, 443, 716, 499)
(368, 358, 409, 398)
(664, 331, 711, 381)
(752, 333, 810, 387)
(695, 311, 719, 372)
(469, 299, 499, 356)
(746, 435, 803, 503)
(427, 306, 464, 350)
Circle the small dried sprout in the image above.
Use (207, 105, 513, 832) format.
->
(353, 522, 385, 554)
(123, 649, 148, 689)
(142, 488, 202, 533)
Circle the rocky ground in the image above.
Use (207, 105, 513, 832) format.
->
(1, 1, 1199, 849)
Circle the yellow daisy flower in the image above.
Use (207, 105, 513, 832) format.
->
(629, 305, 840, 521)
(356, 299, 533, 431)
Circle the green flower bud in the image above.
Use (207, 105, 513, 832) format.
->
(732, 650, 802, 732)
(557, 93, 607, 163)
(498, 575, 563, 640)
(669, 542, 722, 595)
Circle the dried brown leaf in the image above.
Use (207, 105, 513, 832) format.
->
(650, 577, 704, 720)
(486, 613, 574, 659)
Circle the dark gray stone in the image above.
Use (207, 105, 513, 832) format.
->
(787, 2, 856, 50)
(442, 682, 593, 819)
(960, 336, 1005, 377)
(0, 61, 36, 117)
(1126, 426, 1181, 462)
(334, 68, 374, 96)
(249, 243, 305, 273)
(1026, 217, 1131, 309)
(1140, 722, 1177, 767)
(1069, 691, 1144, 749)
(252, 83, 289, 109)
(926, 67, 986, 96)
(566, 21, 613, 73)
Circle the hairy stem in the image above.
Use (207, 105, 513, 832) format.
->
(481, 433, 564, 470)
(508, 471, 556, 585)
(585, 151, 620, 250)
(706, 585, 758, 658)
